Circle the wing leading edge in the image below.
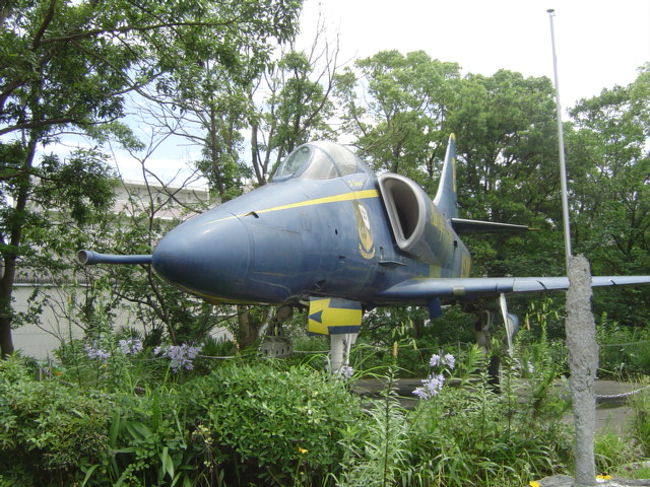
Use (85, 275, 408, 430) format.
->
(376, 276, 650, 302)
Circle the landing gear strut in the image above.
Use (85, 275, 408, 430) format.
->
(471, 294, 520, 386)
(329, 332, 358, 374)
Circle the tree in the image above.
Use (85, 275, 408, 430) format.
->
(337, 53, 564, 278)
(568, 66, 650, 324)
(336, 50, 460, 189)
(0, 0, 303, 356)
(249, 23, 341, 185)
(445, 70, 564, 278)
(141, 15, 341, 348)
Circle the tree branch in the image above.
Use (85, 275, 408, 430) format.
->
(32, 0, 59, 49)
(39, 20, 235, 45)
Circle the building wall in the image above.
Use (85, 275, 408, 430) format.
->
(11, 284, 138, 360)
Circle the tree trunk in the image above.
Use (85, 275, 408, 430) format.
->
(0, 311, 14, 357)
(0, 134, 38, 357)
(237, 306, 262, 350)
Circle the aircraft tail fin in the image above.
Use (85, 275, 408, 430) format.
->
(433, 134, 458, 220)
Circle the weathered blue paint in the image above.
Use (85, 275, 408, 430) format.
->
(81, 136, 650, 312)
(151, 139, 469, 307)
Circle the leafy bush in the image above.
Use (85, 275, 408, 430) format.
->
(100, 389, 196, 487)
(336, 371, 411, 487)
(630, 386, 650, 457)
(180, 361, 363, 486)
(407, 379, 572, 486)
(405, 346, 572, 487)
(0, 338, 579, 487)
(597, 319, 650, 378)
(0, 356, 111, 486)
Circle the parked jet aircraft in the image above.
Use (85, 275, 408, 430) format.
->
(78, 135, 650, 371)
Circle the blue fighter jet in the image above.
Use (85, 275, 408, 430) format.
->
(78, 136, 650, 371)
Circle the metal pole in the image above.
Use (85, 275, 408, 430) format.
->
(547, 9, 572, 272)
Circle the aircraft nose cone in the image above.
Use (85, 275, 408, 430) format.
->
(152, 213, 250, 299)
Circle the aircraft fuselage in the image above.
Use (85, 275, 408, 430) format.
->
(152, 171, 470, 307)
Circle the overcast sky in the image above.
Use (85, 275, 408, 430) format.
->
(297, 0, 649, 108)
(116, 0, 649, 184)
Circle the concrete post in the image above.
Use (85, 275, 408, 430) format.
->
(566, 254, 599, 486)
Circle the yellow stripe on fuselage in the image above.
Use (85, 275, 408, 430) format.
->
(202, 189, 380, 225)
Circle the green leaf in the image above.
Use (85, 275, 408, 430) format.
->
(80, 464, 99, 487)
(161, 446, 175, 480)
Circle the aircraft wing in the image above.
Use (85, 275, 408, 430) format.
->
(376, 276, 650, 301)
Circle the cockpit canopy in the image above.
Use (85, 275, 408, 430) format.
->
(272, 141, 371, 182)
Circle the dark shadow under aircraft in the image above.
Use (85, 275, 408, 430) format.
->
(79, 136, 650, 371)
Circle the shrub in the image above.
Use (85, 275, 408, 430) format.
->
(336, 383, 410, 487)
(597, 319, 650, 379)
(100, 389, 196, 487)
(405, 344, 572, 487)
(180, 361, 363, 486)
(630, 386, 650, 457)
(0, 337, 579, 487)
(407, 380, 572, 486)
(0, 356, 112, 486)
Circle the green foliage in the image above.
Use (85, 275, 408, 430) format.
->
(355, 306, 475, 377)
(408, 375, 571, 486)
(569, 66, 650, 324)
(336, 50, 460, 182)
(594, 432, 641, 475)
(285, 335, 330, 370)
(516, 298, 568, 389)
(630, 386, 650, 457)
(34, 150, 118, 226)
(0, 148, 118, 339)
(0, 340, 581, 487)
(597, 318, 650, 378)
(181, 362, 362, 486)
(0, 356, 111, 485)
(101, 391, 196, 487)
(425, 305, 478, 345)
(337, 369, 411, 487)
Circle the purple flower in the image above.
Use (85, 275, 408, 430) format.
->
(414, 352, 456, 400)
(156, 343, 202, 372)
(429, 354, 441, 367)
(443, 353, 455, 370)
(84, 343, 111, 361)
(413, 386, 428, 399)
(118, 338, 143, 355)
(412, 373, 446, 400)
(429, 352, 456, 370)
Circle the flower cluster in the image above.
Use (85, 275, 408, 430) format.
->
(413, 352, 455, 400)
(118, 338, 143, 355)
(155, 343, 202, 372)
(83, 337, 202, 373)
(429, 352, 455, 369)
(84, 343, 111, 361)
(413, 373, 446, 399)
